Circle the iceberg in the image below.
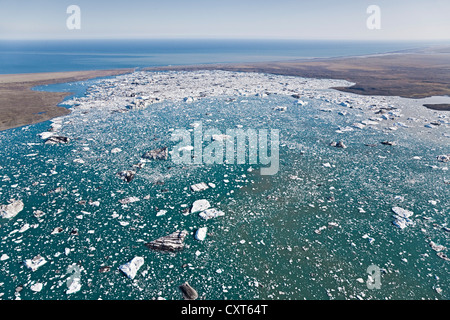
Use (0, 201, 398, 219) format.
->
(119, 256, 145, 280)
(190, 199, 211, 213)
(392, 207, 414, 229)
(199, 208, 225, 220)
(24, 255, 47, 272)
(0, 199, 24, 219)
(190, 182, 209, 192)
(195, 227, 207, 241)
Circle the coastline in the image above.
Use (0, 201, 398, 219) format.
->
(0, 69, 134, 131)
(1, 46, 450, 132)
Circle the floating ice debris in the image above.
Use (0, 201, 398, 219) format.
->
(330, 141, 347, 149)
(145, 230, 188, 252)
(110, 148, 122, 153)
(30, 283, 43, 293)
(362, 120, 379, 126)
(190, 182, 209, 192)
(429, 241, 446, 252)
(18, 223, 30, 233)
(66, 266, 82, 295)
(362, 234, 375, 244)
(273, 106, 287, 112)
(142, 147, 168, 160)
(0, 254, 9, 261)
(0, 199, 24, 219)
(49, 186, 65, 194)
(190, 199, 211, 213)
(156, 210, 167, 217)
(119, 257, 145, 280)
(51, 227, 63, 235)
(38, 131, 55, 140)
(33, 210, 45, 218)
(184, 96, 195, 103)
(195, 227, 207, 241)
(199, 208, 225, 220)
(352, 123, 366, 129)
(73, 158, 85, 164)
(322, 163, 332, 168)
(179, 282, 198, 300)
(436, 154, 450, 163)
(127, 97, 155, 109)
(392, 207, 414, 229)
(394, 122, 409, 128)
(297, 100, 308, 106)
(98, 266, 111, 273)
(88, 200, 100, 207)
(436, 252, 450, 262)
(23, 255, 47, 272)
(45, 136, 70, 145)
(314, 226, 327, 234)
(118, 196, 140, 204)
(117, 170, 136, 183)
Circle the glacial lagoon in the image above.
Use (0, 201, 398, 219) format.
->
(0, 71, 448, 300)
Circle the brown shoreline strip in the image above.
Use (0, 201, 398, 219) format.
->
(0, 69, 133, 132)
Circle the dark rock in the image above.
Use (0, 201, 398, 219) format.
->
(145, 230, 188, 252)
(179, 282, 198, 300)
(381, 141, 396, 146)
(330, 141, 347, 149)
(98, 266, 111, 273)
(45, 136, 70, 145)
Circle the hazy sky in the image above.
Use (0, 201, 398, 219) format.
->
(1, 0, 449, 40)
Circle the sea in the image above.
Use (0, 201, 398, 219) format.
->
(0, 39, 446, 74)
(0, 40, 448, 300)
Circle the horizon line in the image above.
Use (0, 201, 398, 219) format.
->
(1, 37, 450, 42)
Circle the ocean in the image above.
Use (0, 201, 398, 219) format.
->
(0, 39, 444, 74)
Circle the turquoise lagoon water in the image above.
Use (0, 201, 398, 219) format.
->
(0, 76, 448, 300)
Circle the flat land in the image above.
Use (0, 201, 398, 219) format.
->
(146, 46, 450, 110)
(0, 69, 133, 131)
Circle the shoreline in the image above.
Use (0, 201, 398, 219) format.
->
(0, 69, 134, 131)
(1, 47, 450, 132)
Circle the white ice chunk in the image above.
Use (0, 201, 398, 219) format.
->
(119, 257, 145, 280)
(0, 199, 24, 219)
(195, 227, 208, 241)
(190, 199, 211, 213)
(24, 255, 47, 272)
(199, 208, 225, 220)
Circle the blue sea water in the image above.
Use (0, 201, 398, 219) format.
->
(0, 39, 445, 74)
